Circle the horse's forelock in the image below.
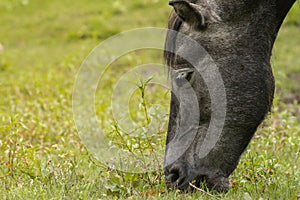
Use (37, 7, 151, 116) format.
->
(164, 12, 183, 68)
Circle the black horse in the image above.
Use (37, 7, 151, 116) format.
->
(164, 0, 296, 192)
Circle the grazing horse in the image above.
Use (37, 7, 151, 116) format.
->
(164, 0, 296, 192)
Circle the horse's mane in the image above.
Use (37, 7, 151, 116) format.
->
(164, 12, 183, 68)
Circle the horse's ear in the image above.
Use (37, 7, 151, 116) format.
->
(169, 0, 212, 29)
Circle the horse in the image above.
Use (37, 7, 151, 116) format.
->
(163, 0, 296, 192)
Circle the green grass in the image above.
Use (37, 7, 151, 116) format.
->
(0, 0, 299, 199)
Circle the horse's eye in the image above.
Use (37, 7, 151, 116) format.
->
(174, 68, 194, 87)
(176, 71, 193, 80)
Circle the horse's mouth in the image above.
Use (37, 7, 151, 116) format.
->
(166, 170, 230, 193)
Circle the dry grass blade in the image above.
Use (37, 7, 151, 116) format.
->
(189, 182, 221, 200)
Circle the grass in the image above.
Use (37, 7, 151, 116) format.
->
(0, 0, 299, 199)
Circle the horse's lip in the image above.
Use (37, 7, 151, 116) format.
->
(177, 174, 205, 190)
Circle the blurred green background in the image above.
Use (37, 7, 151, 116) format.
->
(0, 1, 299, 199)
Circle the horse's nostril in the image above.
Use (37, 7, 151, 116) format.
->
(166, 167, 187, 187)
(168, 169, 180, 183)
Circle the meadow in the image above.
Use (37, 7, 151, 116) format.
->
(0, 0, 299, 199)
